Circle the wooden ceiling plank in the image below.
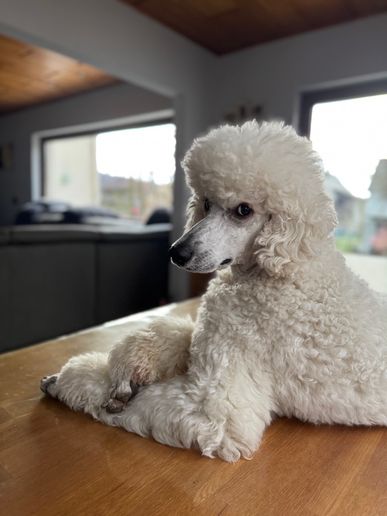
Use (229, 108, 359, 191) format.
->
(122, 0, 387, 54)
(186, 0, 237, 18)
(0, 34, 117, 114)
(130, 0, 230, 52)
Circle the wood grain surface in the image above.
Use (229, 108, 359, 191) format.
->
(0, 34, 117, 113)
(123, 0, 387, 54)
(1, 298, 386, 515)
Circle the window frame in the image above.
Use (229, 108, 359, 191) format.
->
(40, 116, 174, 199)
(299, 78, 387, 137)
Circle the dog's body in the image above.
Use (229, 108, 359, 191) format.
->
(41, 121, 387, 462)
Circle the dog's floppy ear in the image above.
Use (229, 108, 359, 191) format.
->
(253, 191, 337, 277)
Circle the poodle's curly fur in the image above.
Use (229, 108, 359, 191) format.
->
(41, 121, 387, 462)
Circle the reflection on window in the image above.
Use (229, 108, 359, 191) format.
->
(310, 94, 387, 293)
(43, 122, 175, 222)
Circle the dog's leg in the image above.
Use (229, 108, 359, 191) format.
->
(106, 316, 194, 412)
(216, 372, 273, 462)
(99, 309, 273, 463)
(98, 368, 272, 462)
(40, 316, 194, 417)
(40, 352, 110, 419)
(99, 294, 275, 461)
(100, 375, 226, 454)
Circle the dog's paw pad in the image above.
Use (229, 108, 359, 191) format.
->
(113, 380, 132, 403)
(40, 374, 58, 395)
(115, 392, 132, 404)
(113, 380, 140, 404)
(104, 398, 125, 413)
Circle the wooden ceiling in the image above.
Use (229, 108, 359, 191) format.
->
(0, 34, 118, 114)
(122, 0, 387, 54)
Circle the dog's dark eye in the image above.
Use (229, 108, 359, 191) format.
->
(235, 203, 253, 218)
(204, 198, 210, 212)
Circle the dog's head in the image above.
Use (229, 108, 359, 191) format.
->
(170, 120, 337, 277)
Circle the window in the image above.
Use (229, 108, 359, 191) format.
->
(43, 122, 176, 222)
(300, 83, 387, 293)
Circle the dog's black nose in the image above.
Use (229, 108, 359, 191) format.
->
(169, 244, 193, 267)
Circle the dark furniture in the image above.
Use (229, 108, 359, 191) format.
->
(0, 223, 171, 352)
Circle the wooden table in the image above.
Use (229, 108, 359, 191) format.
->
(1, 299, 386, 515)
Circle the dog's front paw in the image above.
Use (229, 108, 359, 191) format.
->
(202, 435, 255, 463)
(103, 398, 126, 413)
(102, 380, 139, 413)
(217, 436, 254, 463)
(40, 374, 58, 397)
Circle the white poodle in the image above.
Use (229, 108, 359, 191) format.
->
(41, 121, 387, 462)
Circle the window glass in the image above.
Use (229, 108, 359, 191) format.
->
(96, 123, 175, 220)
(43, 122, 175, 222)
(309, 94, 387, 293)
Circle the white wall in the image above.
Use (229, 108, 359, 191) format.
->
(0, 82, 170, 225)
(214, 14, 387, 126)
